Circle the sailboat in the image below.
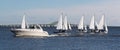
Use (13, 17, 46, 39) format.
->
(11, 15, 49, 37)
(96, 15, 108, 33)
(56, 13, 71, 33)
(89, 15, 96, 32)
(78, 16, 87, 32)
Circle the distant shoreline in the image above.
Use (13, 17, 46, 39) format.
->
(0, 24, 119, 27)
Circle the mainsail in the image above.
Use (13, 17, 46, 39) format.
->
(63, 15, 68, 30)
(56, 14, 63, 30)
(89, 16, 95, 29)
(56, 13, 70, 31)
(98, 15, 105, 30)
(21, 15, 26, 29)
(78, 16, 84, 29)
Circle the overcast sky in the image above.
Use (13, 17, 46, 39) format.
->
(0, 0, 120, 26)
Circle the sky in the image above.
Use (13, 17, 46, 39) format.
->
(0, 0, 120, 26)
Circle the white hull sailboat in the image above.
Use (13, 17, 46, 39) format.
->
(89, 15, 96, 33)
(55, 13, 71, 33)
(11, 15, 49, 37)
(78, 16, 87, 32)
(96, 15, 108, 33)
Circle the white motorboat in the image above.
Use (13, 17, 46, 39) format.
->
(11, 15, 49, 37)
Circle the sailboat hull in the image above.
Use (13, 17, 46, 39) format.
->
(89, 29, 96, 33)
(78, 29, 87, 33)
(54, 30, 67, 33)
(11, 29, 49, 37)
(78, 29, 84, 32)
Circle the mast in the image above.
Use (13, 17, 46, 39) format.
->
(89, 15, 95, 30)
(21, 15, 26, 29)
(78, 16, 84, 29)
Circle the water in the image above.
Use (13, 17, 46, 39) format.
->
(0, 26, 120, 50)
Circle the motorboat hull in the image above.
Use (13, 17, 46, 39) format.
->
(11, 29, 49, 37)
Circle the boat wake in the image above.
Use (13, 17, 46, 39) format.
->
(49, 33, 70, 37)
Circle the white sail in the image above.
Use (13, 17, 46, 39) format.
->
(56, 14, 63, 30)
(68, 24, 72, 30)
(21, 15, 26, 29)
(78, 16, 84, 29)
(98, 15, 104, 30)
(56, 13, 70, 31)
(104, 23, 108, 33)
(89, 16, 95, 29)
(63, 15, 68, 30)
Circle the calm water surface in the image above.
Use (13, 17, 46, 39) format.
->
(0, 27, 120, 50)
